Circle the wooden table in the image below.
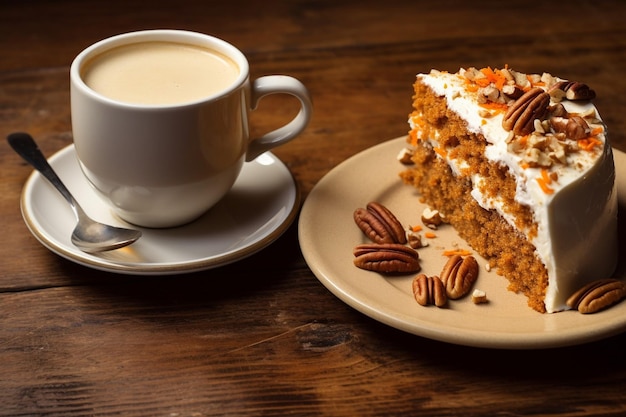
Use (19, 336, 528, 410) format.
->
(2, 1, 626, 415)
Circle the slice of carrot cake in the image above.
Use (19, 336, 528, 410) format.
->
(400, 66, 617, 313)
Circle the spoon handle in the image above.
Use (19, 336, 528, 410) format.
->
(7, 132, 77, 209)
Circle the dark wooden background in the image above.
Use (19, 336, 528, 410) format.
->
(1, 0, 626, 415)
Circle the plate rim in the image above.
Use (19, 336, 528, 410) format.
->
(298, 136, 626, 349)
(20, 143, 300, 275)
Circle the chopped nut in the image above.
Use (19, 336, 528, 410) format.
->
(548, 103, 567, 118)
(527, 73, 542, 85)
(406, 230, 426, 249)
(397, 147, 414, 165)
(471, 289, 488, 304)
(574, 107, 599, 122)
(478, 109, 494, 118)
(421, 207, 443, 229)
(540, 72, 557, 89)
(462, 67, 484, 82)
(510, 69, 530, 89)
(549, 115, 589, 140)
(502, 84, 524, 99)
(480, 85, 500, 102)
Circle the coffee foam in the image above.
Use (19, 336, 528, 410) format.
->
(81, 41, 239, 105)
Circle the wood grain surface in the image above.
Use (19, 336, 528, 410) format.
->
(1, 0, 626, 415)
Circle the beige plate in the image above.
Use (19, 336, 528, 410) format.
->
(299, 136, 626, 349)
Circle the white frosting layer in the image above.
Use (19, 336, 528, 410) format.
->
(411, 70, 618, 312)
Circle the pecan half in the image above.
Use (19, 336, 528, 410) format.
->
(354, 202, 407, 244)
(439, 255, 479, 299)
(353, 243, 420, 274)
(412, 274, 447, 307)
(549, 81, 596, 101)
(566, 279, 626, 314)
(502, 87, 550, 135)
(550, 115, 589, 140)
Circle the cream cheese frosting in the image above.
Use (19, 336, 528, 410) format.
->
(409, 68, 618, 312)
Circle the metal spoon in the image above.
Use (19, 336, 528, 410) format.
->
(8, 132, 142, 253)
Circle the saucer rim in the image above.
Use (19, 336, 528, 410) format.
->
(20, 144, 300, 275)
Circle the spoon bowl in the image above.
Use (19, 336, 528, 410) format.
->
(8, 132, 142, 253)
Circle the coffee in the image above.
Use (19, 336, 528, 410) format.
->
(81, 41, 239, 105)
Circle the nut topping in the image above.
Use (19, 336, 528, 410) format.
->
(549, 115, 590, 140)
(353, 243, 420, 274)
(439, 255, 479, 299)
(502, 87, 550, 135)
(566, 279, 626, 314)
(501, 84, 524, 100)
(354, 202, 407, 244)
(412, 274, 447, 307)
(549, 81, 596, 101)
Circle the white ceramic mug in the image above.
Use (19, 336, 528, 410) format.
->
(70, 30, 312, 228)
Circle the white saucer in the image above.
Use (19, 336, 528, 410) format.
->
(20, 144, 299, 275)
(299, 137, 626, 349)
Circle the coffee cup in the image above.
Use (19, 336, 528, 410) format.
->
(70, 30, 312, 228)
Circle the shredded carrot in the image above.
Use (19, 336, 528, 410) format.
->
(519, 161, 530, 170)
(540, 168, 552, 185)
(433, 147, 447, 158)
(424, 232, 437, 239)
(478, 101, 508, 112)
(519, 135, 529, 146)
(409, 129, 418, 146)
(536, 170, 554, 194)
(442, 249, 473, 257)
(474, 77, 491, 88)
(411, 225, 422, 232)
(590, 126, 604, 136)
(475, 66, 508, 91)
(410, 113, 426, 128)
(465, 83, 479, 93)
(479, 67, 495, 79)
(578, 137, 602, 151)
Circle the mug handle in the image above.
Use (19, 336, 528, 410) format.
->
(246, 75, 312, 162)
